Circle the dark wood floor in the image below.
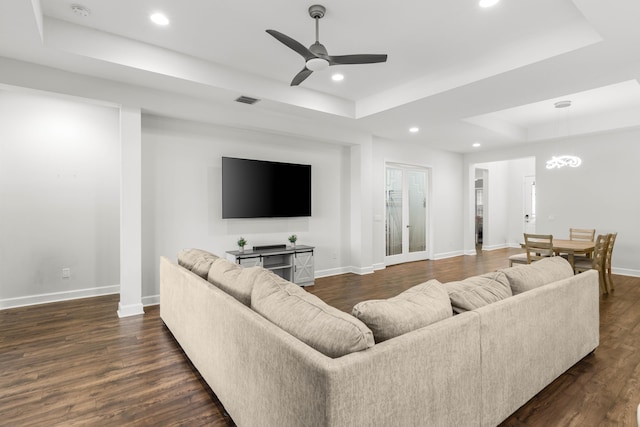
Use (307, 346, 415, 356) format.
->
(1, 248, 639, 426)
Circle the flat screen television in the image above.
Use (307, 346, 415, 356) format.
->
(222, 157, 312, 219)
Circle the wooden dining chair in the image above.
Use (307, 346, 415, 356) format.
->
(574, 234, 609, 295)
(570, 228, 596, 242)
(508, 233, 554, 266)
(568, 228, 596, 258)
(604, 232, 617, 293)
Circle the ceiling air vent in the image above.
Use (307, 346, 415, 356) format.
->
(235, 96, 260, 105)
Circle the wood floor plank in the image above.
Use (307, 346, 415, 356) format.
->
(1, 248, 638, 426)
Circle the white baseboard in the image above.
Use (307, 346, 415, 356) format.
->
(315, 264, 380, 277)
(0, 285, 120, 311)
(348, 265, 375, 275)
(142, 295, 160, 306)
(117, 301, 145, 318)
(613, 267, 640, 277)
(315, 266, 351, 278)
(372, 262, 386, 271)
(483, 243, 512, 251)
(432, 250, 465, 260)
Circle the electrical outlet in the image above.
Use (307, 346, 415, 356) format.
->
(62, 268, 71, 278)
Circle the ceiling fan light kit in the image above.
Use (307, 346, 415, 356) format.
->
(306, 57, 329, 71)
(266, 4, 388, 86)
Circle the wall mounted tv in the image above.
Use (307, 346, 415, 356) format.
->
(222, 157, 312, 219)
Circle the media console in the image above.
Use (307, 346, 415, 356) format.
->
(226, 245, 315, 286)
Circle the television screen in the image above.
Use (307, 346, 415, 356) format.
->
(222, 157, 312, 218)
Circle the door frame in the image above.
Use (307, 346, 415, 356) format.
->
(523, 175, 536, 234)
(384, 162, 432, 266)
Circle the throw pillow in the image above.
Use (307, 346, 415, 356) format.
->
(251, 270, 374, 358)
(178, 248, 218, 279)
(208, 258, 261, 306)
(352, 279, 452, 343)
(446, 271, 512, 314)
(500, 256, 574, 295)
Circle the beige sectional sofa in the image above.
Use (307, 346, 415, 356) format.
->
(160, 250, 599, 427)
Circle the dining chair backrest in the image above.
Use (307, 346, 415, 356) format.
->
(590, 234, 610, 271)
(574, 234, 610, 294)
(604, 232, 617, 292)
(523, 233, 554, 263)
(605, 232, 617, 270)
(570, 228, 596, 242)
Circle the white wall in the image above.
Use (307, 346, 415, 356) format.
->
(465, 128, 640, 275)
(371, 137, 465, 264)
(534, 130, 640, 275)
(141, 116, 352, 303)
(0, 90, 120, 308)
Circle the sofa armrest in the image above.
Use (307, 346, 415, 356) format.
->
(476, 269, 599, 427)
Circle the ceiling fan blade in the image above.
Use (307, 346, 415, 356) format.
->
(329, 54, 388, 65)
(291, 68, 313, 86)
(266, 30, 315, 61)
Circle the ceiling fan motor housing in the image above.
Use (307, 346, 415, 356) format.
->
(309, 42, 328, 57)
(309, 5, 326, 19)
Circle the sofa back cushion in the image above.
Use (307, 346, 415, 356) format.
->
(445, 271, 512, 314)
(178, 248, 219, 279)
(251, 270, 374, 358)
(500, 256, 574, 295)
(352, 279, 452, 343)
(207, 258, 261, 306)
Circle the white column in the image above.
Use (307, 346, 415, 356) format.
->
(118, 106, 144, 317)
(349, 139, 374, 274)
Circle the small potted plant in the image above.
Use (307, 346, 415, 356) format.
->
(237, 237, 247, 253)
(288, 234, 298, 248)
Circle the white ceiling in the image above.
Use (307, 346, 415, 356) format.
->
(2, 0, 640, 152)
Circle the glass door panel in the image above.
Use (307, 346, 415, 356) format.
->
(408, 170, 426, 252)
(385, 168, 403, 256)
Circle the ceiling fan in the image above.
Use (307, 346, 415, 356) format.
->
(266, 4, 388, 86)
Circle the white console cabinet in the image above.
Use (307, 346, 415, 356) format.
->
(226, 245, 315, 286)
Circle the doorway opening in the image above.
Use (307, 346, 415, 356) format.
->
(475, 169, 488, 254)
(469, 157, 535, 253)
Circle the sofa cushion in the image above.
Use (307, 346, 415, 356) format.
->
(178, 248, 218, 279)
(500, 256, 574, 295)
(445, 271, 512, 314)
(251, 270, 374, 358)
(207, 258, 261, 306)
(352, 279, 452, 343)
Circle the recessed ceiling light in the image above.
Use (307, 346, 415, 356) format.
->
(150, 13, 170, 26)
(473, 142, 481, 148)
(331, 73, 344, 82)
(409, 127, 419, 133)
(479, 0, 500, 8)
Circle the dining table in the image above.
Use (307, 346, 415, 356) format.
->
(551, 239, 595, 269)
(520, 238, 595, 270)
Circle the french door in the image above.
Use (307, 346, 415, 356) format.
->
(385, 164, 429, 265)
